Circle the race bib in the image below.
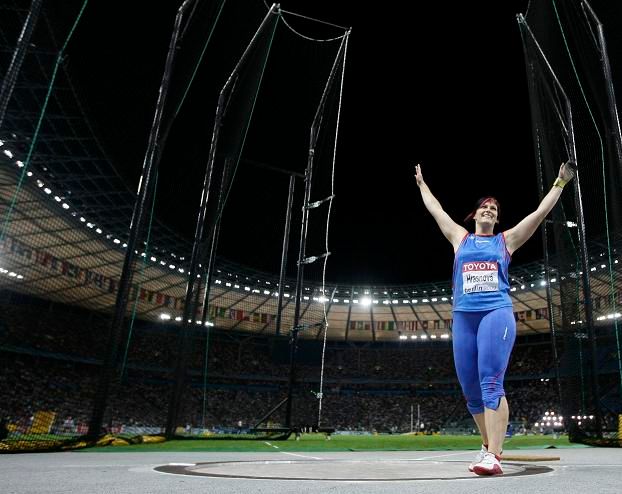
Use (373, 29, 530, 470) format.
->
(462, 261, 499, 294)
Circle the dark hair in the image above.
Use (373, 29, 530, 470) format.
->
(463, 196, 501, 223)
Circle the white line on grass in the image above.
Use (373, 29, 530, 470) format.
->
(264, 441, 323, 460)
(279, 451, 324, 460)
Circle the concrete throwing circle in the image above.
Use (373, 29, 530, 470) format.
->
(155, 459, 553, 481)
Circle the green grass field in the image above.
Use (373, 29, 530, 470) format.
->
(82, 433, 582, 453)
(2, 432, 587, 453)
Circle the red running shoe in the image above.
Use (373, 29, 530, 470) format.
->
(472, 452, 503, 475)
(468, 445, 488, 472)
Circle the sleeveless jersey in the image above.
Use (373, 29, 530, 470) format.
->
(452, 233, 512, 312)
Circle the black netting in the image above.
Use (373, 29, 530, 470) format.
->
(520, 0, 622, 446)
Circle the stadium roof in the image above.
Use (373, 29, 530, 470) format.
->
(1, 1, 621, 341)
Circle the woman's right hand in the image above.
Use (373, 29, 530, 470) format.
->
(415, 163, 424, 186)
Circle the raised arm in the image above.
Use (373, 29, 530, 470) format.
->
(415, 164, 468, 251)
(504, 161, 575, 255)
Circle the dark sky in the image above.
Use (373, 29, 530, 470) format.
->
(57, 0, 621, 285)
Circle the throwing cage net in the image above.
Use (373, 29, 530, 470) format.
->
(519, 0, 622, 446)
(0, 0, 349, 451)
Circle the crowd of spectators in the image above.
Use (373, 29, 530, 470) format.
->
(0, 298, 555, 381)
(0, 295, 615, 438)
(1, 351, 562, 435)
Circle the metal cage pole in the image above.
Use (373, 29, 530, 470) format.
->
(0, 0, 42, 130)
(165, 4, 280, 438)
(285, 160, 314, 428)
(284, 35, 347, 430)
(164, 88, 226, 439)
(520, 36, 565, 419)
(275, 175, 295, 336)
(88, 0, 197, 440)
(567, 105, 603, 435)
(251, 21, 347, 436)
(518, 12, 602, 438)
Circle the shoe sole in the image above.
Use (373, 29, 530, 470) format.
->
(473, 464, 503, 476)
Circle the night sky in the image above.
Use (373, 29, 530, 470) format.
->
(54, 0, 622, 285)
